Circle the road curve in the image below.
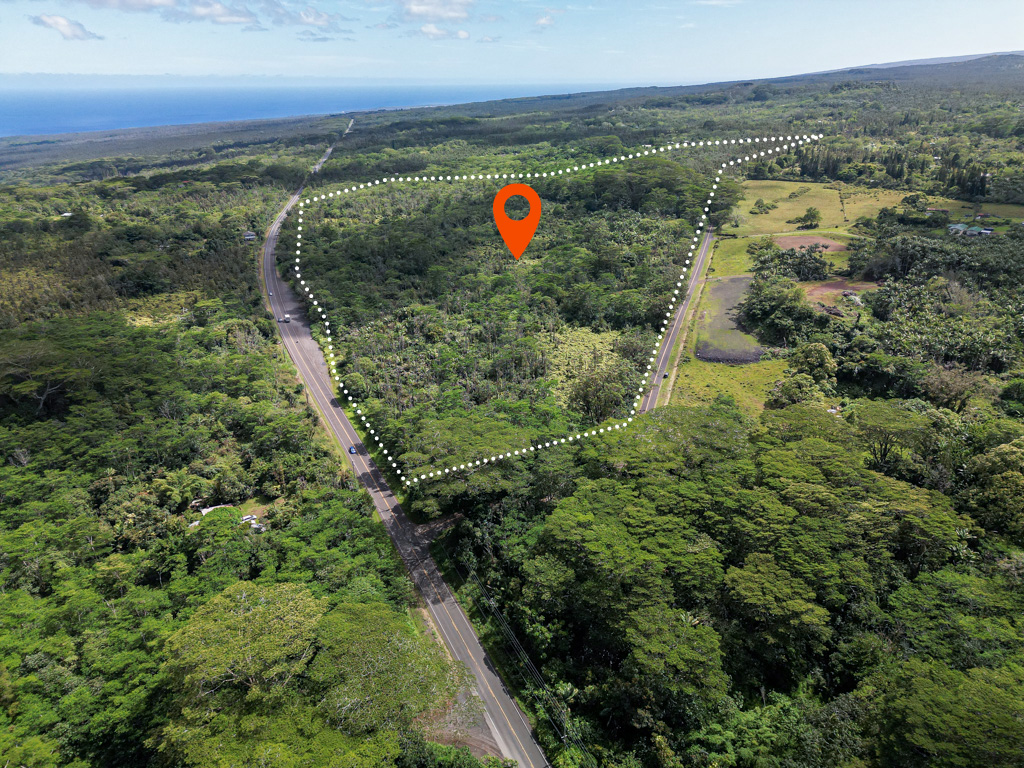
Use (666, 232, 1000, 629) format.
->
(261, 143, 551, 768)
(640, 227, 714, 413)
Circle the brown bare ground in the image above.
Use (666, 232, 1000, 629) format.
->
(804, 279, 879, 306)
(421, 690, 503, 759)
(774, 235, 848, 251)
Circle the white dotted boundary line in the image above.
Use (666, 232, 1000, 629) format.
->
(289, 133, 823, 487)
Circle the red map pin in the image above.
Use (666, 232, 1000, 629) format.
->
(493, 183, 541, 260)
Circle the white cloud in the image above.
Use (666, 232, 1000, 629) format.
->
(299, 7, 332, 25)
(477, 34, 499, 42)
(76, 0, 177, 10)
(72, 0, 256, 24)
(403, 0, 473, 21)
(297, 28, 332, 41)
(178, 0, 257, 24)
(260, 1, 353, 30)
(535, 14, 553, 26)
(418, 21, 447, 37)
(61, 0, 349, 28)
(456, 28, 468, 38)
(29, 13, 103, 39)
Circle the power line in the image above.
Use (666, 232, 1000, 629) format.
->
(436, 539, 598, 768)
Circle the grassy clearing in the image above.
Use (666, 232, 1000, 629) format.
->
(708, 237, 756, 277)
(891, 196, 1024, 224)
(236, 497, 277, 517)
(839, 188, 909, 221)
(804, 278, 879, 307)
(822, 247, 851, 272)
(667, 180, 1024, 416)
(124, 291, 200, 325)
(721, 180, 1023, 240)
(669, 356, 787, 414)
(975, 202, 1024, 218)
(711, 230, 856, 279)
(726, 181, 844, 236)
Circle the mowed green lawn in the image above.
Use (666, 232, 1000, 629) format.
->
(708, 237, 758, 277)
(726, 181, 848, 236)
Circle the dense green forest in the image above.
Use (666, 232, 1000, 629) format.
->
(3, 54, 1024, 768)
(405, 209, 1024, 768)
(284, 147, 741, 498)
(0, 140, 510, 766)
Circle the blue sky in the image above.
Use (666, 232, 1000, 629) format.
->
(1, 0, 1023, 84)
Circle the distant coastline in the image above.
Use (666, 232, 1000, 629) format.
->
(0, 83, 615, 139)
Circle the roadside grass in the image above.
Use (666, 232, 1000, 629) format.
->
(277, 323, 401, 522)
(338, 399, 412, 517)
(294, 324, 412, 513)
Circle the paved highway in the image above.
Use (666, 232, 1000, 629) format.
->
(639, 227, 714, 413)
(260, 141, 551, 768)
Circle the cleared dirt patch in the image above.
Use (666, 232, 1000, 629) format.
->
(694, 276, 764, 364)
(774, 235, 848, 251)
(804, 278, 879, 307)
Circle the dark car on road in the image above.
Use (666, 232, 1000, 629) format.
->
(348, 446, 357, 454)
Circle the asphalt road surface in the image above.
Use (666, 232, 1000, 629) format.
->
(639, 227, 714, 413)
(261, 143, 551, 768)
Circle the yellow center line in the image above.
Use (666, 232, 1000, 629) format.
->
(419, 566, 536, 768)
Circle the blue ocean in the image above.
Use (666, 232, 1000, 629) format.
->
(0, 84, 606, 138)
